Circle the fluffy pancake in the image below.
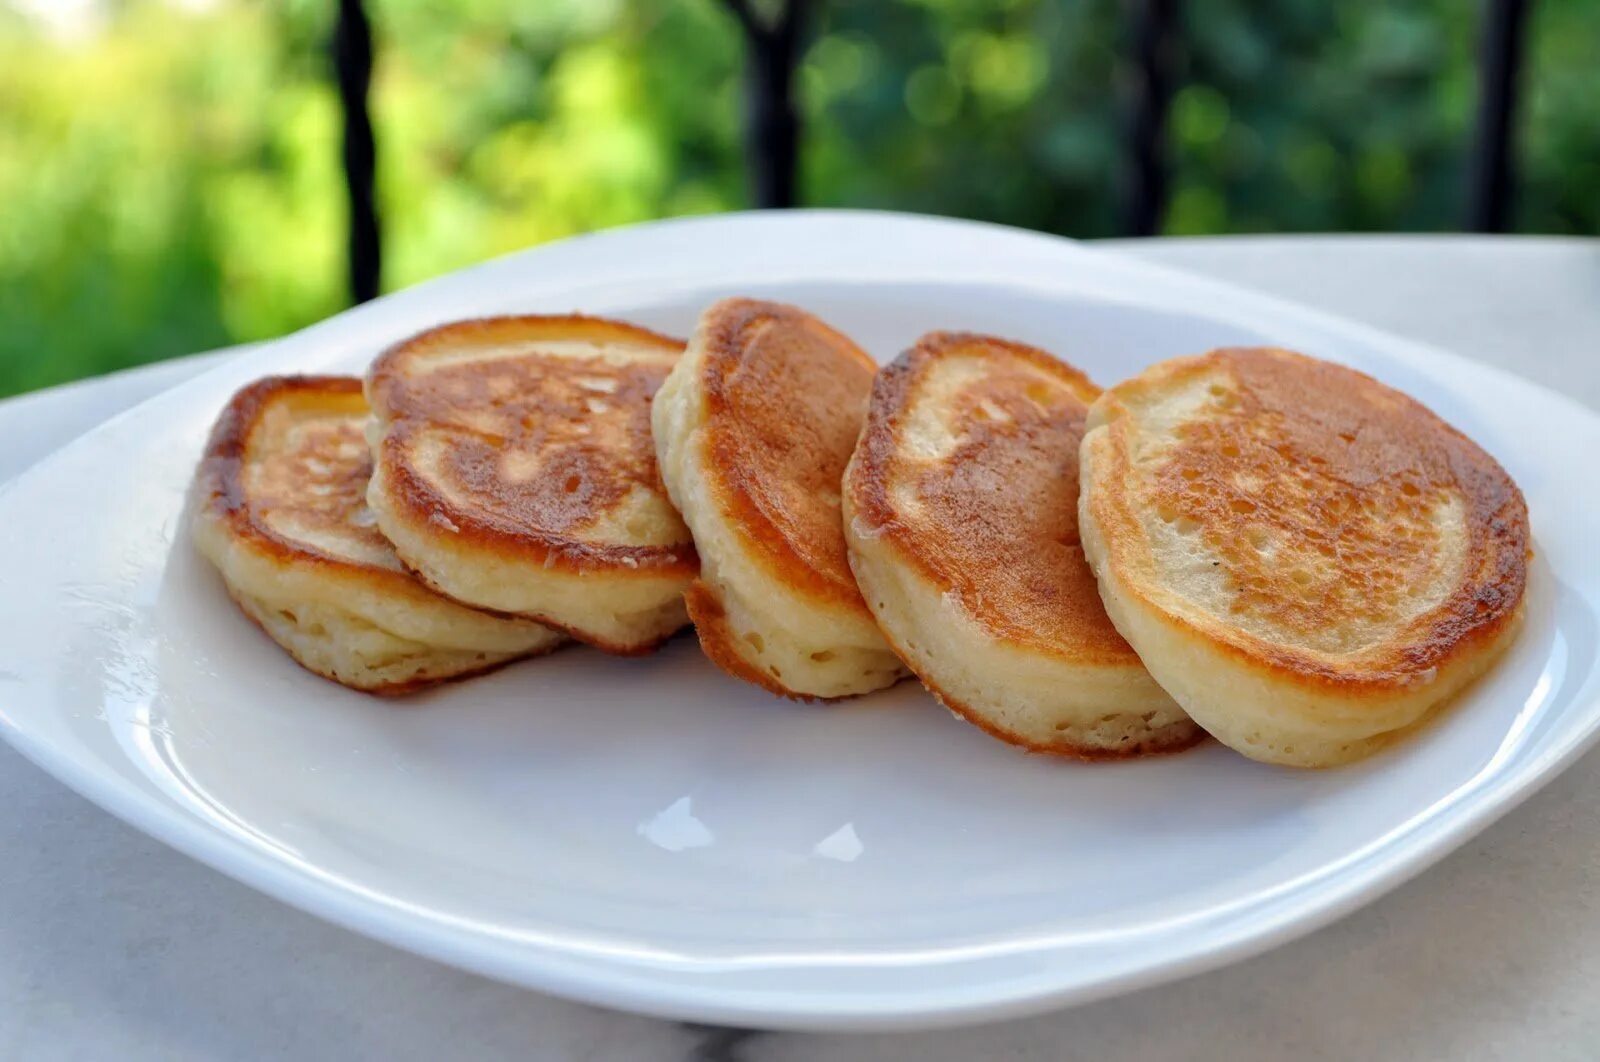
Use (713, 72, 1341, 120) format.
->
(192, 376, 563, 693)
(653, 298, 906, 699)
(1079, 347, 1529, 767)
(365, 315, 696, 654)
(843, 332, 1202, 758)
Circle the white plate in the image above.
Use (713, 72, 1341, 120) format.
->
(1, 213, 1596, 1032)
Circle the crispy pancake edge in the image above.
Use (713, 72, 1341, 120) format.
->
(224, 584, 539, 696)
(389, 552, 684, 657)
(366, 314, 699, 579)
(681, 581, 841, 703)
(694, 297, 881, 611)
(1082, 346, 1530, 696)
(844, 503, 1205, 757)
(920, 670, 1207, 760)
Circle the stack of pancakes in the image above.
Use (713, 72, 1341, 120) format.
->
(194, 298, 1528, 768)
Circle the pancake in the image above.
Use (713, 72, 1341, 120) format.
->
(653, 298, 906, 699)
(843, 332, 1202, 758)
(1079, 347, 1529, 767)
(192, 376, 563, 693)
(364, 315, 697, 654)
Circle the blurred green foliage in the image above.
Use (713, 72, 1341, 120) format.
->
(0, 0, 1594, 397)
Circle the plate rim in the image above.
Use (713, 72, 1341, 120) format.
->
(2, 209, 1598, 1031)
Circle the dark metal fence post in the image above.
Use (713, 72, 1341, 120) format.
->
(721, 0, 810, 208)
(1467, 0, 1532, 232)
(1121, 0, 1178, 236)
(333, 0, 381, 303)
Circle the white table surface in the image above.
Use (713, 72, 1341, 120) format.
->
(3, 235, 1598, 1061)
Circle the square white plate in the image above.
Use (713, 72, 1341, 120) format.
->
(0, 213, 1596, 1031)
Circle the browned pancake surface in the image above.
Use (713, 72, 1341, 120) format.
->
(851, 333, 1139, 663)
(697, 299, 877, 605)
(1094, 346, 1528, 686)
(367, 315, 696, 574)
(200, 375, 404, 575)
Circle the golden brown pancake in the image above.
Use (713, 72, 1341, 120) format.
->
(1079, 346, 1529, 767)
(653, 298, 906, 699)
(192, 376, 563, 693)
(844, 332, 1201, 758)
(364, 315, 697, 654)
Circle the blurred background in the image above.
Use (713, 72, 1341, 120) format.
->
(1, 0, 1594, 398)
